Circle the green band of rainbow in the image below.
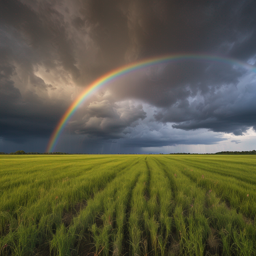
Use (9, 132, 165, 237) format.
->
(46, 53, 256, 152)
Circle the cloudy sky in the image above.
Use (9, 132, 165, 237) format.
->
(1, 0, 256, 153)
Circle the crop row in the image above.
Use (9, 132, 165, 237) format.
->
(0, 155, 256, 255)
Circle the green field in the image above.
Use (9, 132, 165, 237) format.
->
(0, 155, 256, 256)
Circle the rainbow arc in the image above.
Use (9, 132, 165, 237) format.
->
(46, 54, 256, 152)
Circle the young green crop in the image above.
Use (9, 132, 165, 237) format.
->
(0, 154, 256, 256)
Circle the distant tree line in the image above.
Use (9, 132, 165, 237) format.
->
(0, 151, 68, 155)
(169, 153, 191, 154)
(216, 150, 256, 155)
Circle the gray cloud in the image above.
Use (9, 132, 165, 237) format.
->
(1, 0, 256, 152)
(167, 74, 256, 135)
(231, 140, 241, 144)
(68, 100, 146, 140)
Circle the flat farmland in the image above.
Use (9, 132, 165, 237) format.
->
(0, 155, 256, 256)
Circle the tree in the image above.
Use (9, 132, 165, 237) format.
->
(14, 150, 26, 154)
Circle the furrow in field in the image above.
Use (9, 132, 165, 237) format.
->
(87, 165, 141, 256)
(171, 156, 256, 254)
(157, 156, 256, 255)
(110, 167, 142, 256)
(153, 157, 178, 200)
(124, 157, 150, 256)
(0, 157, 125, 192)
(127, 159, 150, 256)
(143, 157, 161, 254)
(179, 165, 256, 225)
(0, 157, 136, 214)
(174, 158, 256, 194)
(0, 157, 140, 256)
(0, 157, 121, 206)
(185, 155, 256, 169)
(49, 158, 142, 256)
(144, 157, 174, 255)
(156, 157, 210, 256)
(175, 157, 256, 186)
(183, 156, 256, 175)
(1, 155, 256, 256)
(168, 157, 256, 218)
(144, 157, 151, 201)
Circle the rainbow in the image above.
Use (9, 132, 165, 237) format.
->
(46, 53, 256, 152)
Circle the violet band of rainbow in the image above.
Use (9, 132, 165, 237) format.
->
(46, 54, 256, 153)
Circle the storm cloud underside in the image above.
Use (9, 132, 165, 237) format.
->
(1, 0, 256, 153)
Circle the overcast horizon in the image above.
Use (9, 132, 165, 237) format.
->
(1, 0, 256, 154)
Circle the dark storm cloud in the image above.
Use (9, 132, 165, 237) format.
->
(0, 59, 21, 103)
(68, 100, 146, 140)
(0, 0, 80, 78)
(0, 43, 68, 142)
(153, 74, 256, 135)
(76, 0, 130, 64)
(122, 135, 225, 148)
(111, 60, 244, 108)
(0, 98, 67, 143)
(1, 0, 256, 152)
(0, 0, 78, 144)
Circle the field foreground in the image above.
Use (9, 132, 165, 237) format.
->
(0, 155, 256, 256)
